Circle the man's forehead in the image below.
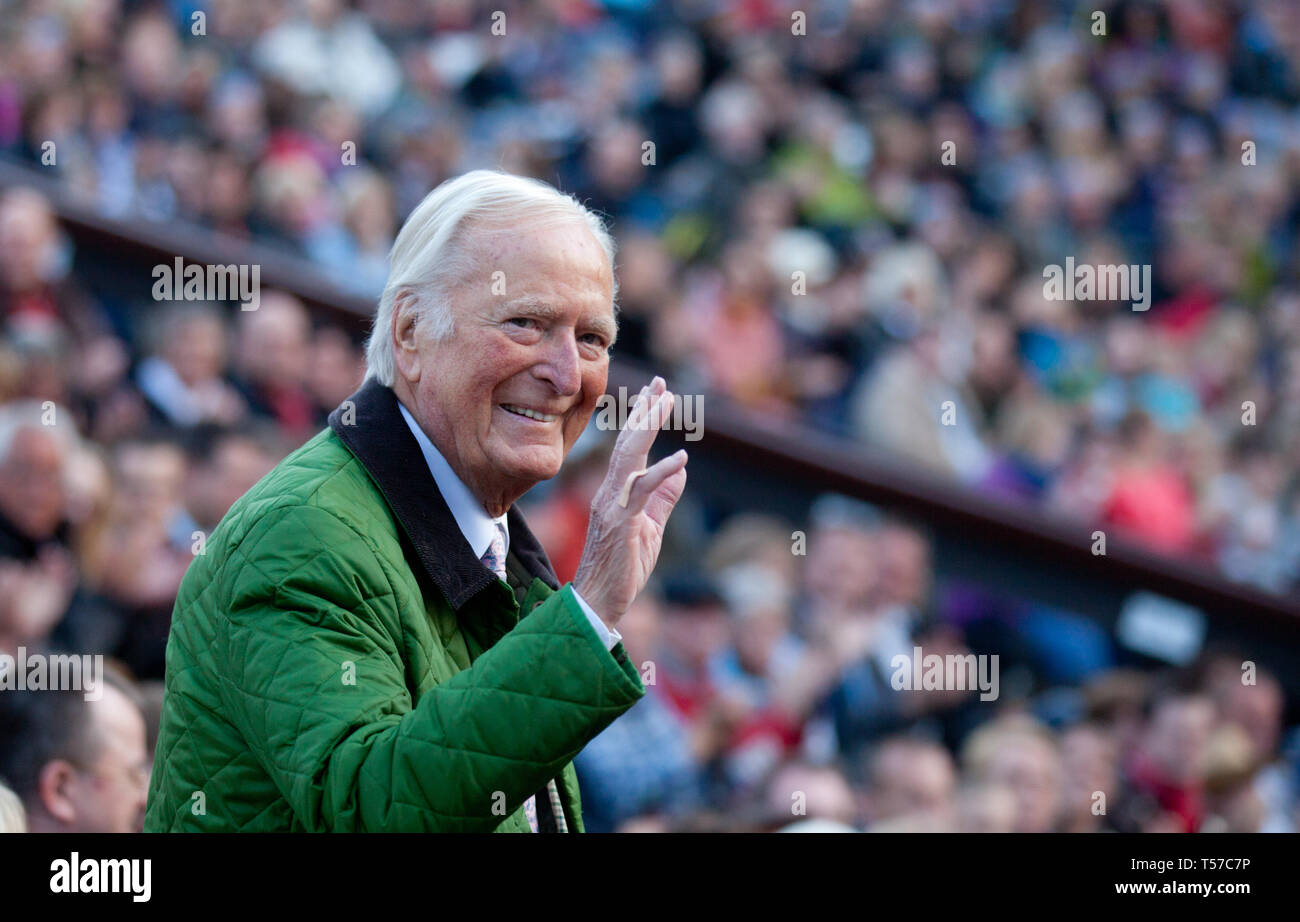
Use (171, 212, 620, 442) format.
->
(469, 214, 605, 256)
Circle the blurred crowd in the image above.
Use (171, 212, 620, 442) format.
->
(534, 492, 1298, 832)
(4, 0, 1300, 591)
(3, 491, 1298, 833)
(1, 0, 1299, 832)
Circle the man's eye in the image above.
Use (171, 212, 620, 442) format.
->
(507, 317, 537, 330)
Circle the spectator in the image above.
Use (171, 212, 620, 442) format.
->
(304, 325, 366, 421)
(961, 715, 1065, 833)
(654, 570, 732, 726)
(711, 563, 807, 791)
(0, 671, 149, 833)
(1203, 656, 1296, 832)
(0, 400, 80, 654)
(182, 426, 281, 534)
(1201, 723, 1269, 833)
(0, 188, 106, 345)
(574, 591, 703, 832)
(135, 303, 246, 430)
(77, 437, 191, 679)
(762, 760, 859, 830)
(1118, 679, 1217, 833)
(1101, 411, 1197, 554)
(230, 291, 316, 440)
(859, 735, 957, 832)
(251, 0, 401, 119)
(1058, 722, 1121, 833)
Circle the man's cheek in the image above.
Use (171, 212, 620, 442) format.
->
(582, 372, 606, 417)
(569, 402, 598, 440)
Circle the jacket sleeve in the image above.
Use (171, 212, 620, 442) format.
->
(216, 504, 645, 831)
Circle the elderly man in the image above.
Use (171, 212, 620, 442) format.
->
(145, 171, 688, 832)
(0, 401, 81, 654)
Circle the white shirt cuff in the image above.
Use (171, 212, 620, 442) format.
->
(571, 587, 622, 651)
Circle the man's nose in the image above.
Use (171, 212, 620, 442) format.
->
(535, 331, 582, 395)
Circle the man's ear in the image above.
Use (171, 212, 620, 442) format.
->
(38, 759, 79, 825)
(392, 290, 423, 385)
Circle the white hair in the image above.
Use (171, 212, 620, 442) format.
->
(0, 400, 78, 465)
(0, 781, 26, 833)
(365, 170, 618, 386)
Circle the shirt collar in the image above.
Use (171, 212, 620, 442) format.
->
(328, 378, 560, 610)
(397, 400, 509, 562)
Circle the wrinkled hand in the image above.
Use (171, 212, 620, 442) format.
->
(573, 376, 688, 629)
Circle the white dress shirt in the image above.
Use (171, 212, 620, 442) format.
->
(397, 402, 621, 651)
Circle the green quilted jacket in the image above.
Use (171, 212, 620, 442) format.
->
(144, 379, 645, 832)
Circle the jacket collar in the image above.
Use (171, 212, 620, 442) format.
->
(328, 377, 560, 611)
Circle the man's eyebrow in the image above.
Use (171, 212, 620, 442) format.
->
(588, 314, 618, 342)
(500, 295, 618, 342)
(500, 295, 559, 319)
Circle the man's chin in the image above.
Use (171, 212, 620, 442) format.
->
(493, 450, 564, 486)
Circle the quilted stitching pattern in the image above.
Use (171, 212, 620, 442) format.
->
(144, 429, 645, 832)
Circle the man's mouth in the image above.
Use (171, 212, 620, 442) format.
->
(500, 403, 560, 423)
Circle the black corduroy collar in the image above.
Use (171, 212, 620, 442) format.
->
(327, 377, 560, 611)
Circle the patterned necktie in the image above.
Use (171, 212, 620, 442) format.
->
(478, 521, 568, 833)
(481, 521, 508, 583)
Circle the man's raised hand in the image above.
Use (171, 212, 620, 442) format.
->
(572, 376, 688, 628)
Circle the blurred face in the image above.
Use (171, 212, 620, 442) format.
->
(208, 155, 252, 223)
(348, 188, 394, 246)
(871, 745, 956, 822)
(1222, 681, 1283, 757)
(123, 16, 180, 100)
(188, 437, 276, 528)
(970, 314, 1015, 391)
(166, 314, 226, 386)
(395, 220, 615, 512)
(1061, 725, 1116, 818)
(956, 783, 1018, 833)
(878, 526, 928, 608)
(0, 428, 65, 540)
(616, 233, 672, 308)
(768, 766, 857, 825)
(307, 328, 364, 408)
(1147, 697, 1216, 784)
(988, 736, 1063, 833)
(241, 298, 310, 389)
(734, 608, 786, 674)
(0, 197, 57, 291)
(661, 606, 729, 670)
(655, 38, 701, 100)
(58, 687, 149, 833)
(615, 594, 661, 666)
(804, 526, 878, 609)
(115, 444, 186, 525)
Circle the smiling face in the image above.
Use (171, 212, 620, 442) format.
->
(392, 218, 615, 515)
